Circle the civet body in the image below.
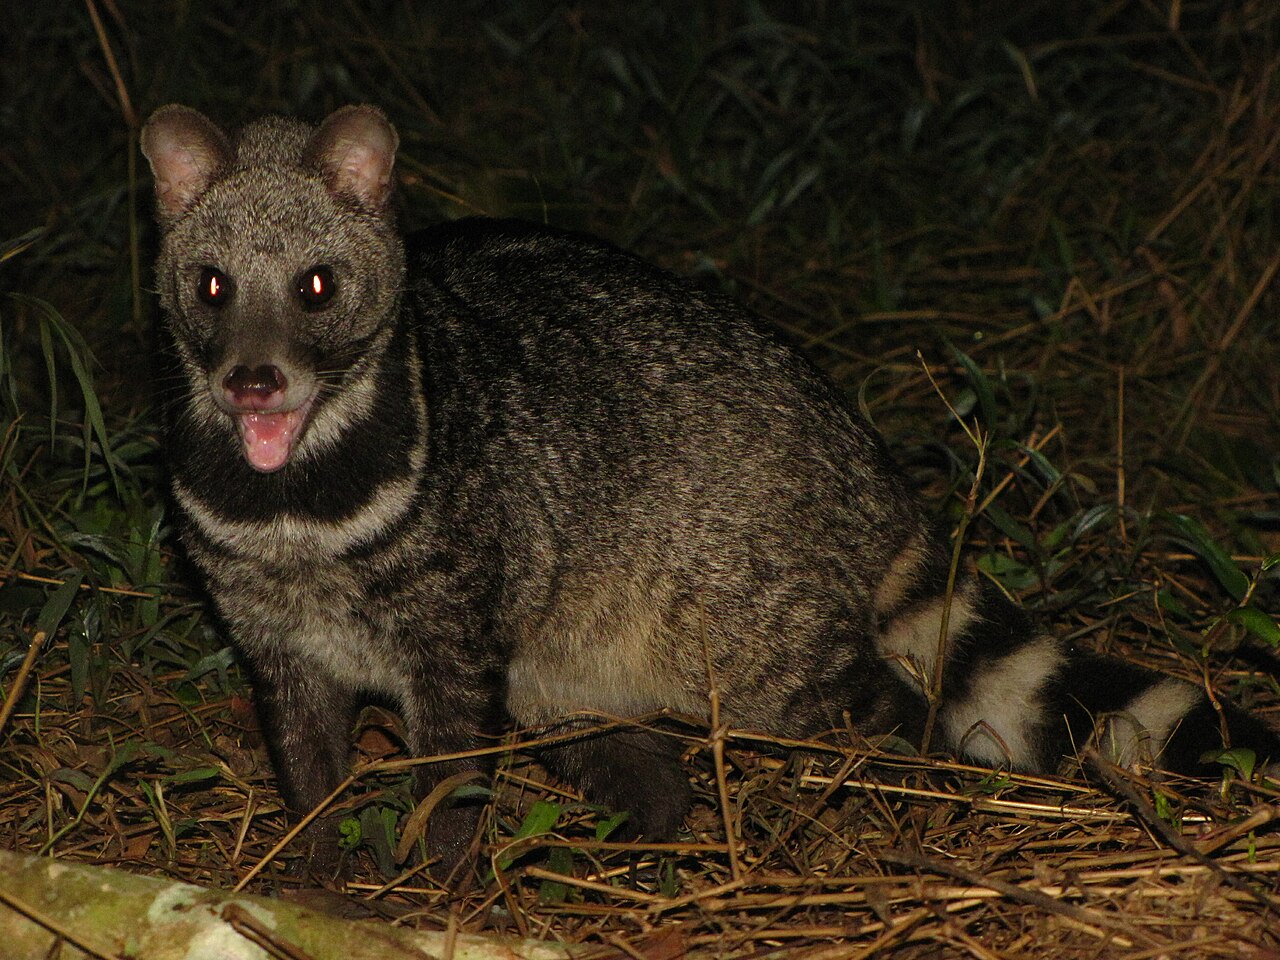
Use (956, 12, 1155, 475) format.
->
(141, 105, 1276, 868)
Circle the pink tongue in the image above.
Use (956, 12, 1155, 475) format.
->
(238, 411, 302, 472)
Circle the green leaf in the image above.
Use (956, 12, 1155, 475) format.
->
(496, 799, 563, 872)
(874, 733, 919, 757)
(10, 294, 121, 498)
(951, 386, 978, 420)
(946, 340, 997, 431)
(358, 805, 399, 876)
(184, 647, 237, 685)
(125, 609, 202, 661)
(36, 573, 83, 637)
(538, 846, 573, 904)
(1041, 519, 1072, 551)
(0, 647, 25, 676)
(92, 740, 154, 784)
(1156, 589, 1192, 622)
(968, 770, 1014, 796)
(977, 551, 1039, 592)
(1206, 747, 1257, 780)
(449, 783, 494, 801)
(68, 621, 90, 705)
(1017, 444, 1062, 486)
(595, 810, 630, 841)
(338, 817, 362, 851)
(48, 767, 96, 794)
(983, 503, 1037, 549)
(513, 799, 562, 841)
(1227, 607, 1280, 648)
(1152, 790, 1176, 824)
(37, 312, 58, 444)
(659, 857, 679, 898)
(1163, 513, 1249, 601)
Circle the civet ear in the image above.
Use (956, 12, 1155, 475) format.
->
(305, 105, 400, 212)
(140, 104, 233, 226)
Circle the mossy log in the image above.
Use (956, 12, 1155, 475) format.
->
(0, 848, 577, 960)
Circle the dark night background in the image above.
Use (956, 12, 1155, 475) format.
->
(1, 2, 1279, 955)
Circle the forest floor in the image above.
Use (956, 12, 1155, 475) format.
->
(2, 3, 1280, 957)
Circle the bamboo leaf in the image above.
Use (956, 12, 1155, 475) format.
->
(1163, 513, 1249, 601)
(36, 573, 83, 637)
(946, 341, 997, 431)
(1227, 607, 1280, 648)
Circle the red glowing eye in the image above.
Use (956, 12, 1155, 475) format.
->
(298, 265, 336, 309)
(197, 267, 232, 306)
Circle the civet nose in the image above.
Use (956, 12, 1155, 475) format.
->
(223, 364, 287, 406)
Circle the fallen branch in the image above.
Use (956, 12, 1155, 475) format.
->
(0, 848, 578, 960)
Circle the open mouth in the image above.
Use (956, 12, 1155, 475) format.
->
(235, 398, 314, 473)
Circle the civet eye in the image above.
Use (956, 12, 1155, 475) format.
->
(197, 267, 232, 306)
(297, 265, 336, 310)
